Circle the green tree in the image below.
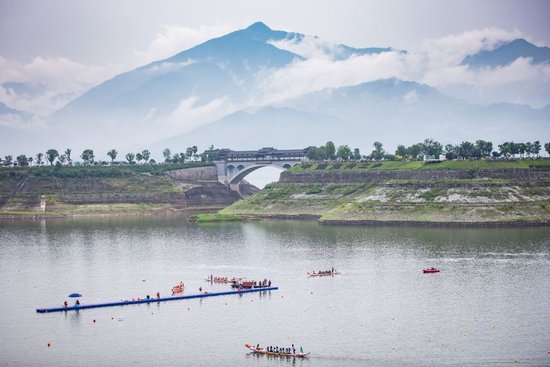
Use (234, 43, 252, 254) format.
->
(306, 146, 321, 160)
(475, 140, 493, 158)
(445, 144, 457, 160)
(46, 149, 59, 165)
(531, 141, 541, 156)
(3, 155, 13, 167)
(141, 149, 151, 163)
(125, 152, 136, 164)
(325, 141, 336, 161)
(353, 148, 361, 160)
(336, 145, 352, 161)
(395, 145, 408, 158)
(409, 144, 422, 160)
(457, 141, 475, 159)
(518, 143, 527, 158)
(64, 149, 72, 165)
(370, 141, 385, 161)
(81, 149, 95, 165)
(544, 142, 550, 156)
(35, 152, 44, 166)
(185, 147, 193, 160)
(510, 142, 520, 158)
(498, 142, 512, 158)
(180, 153, 187, 163)
(107, 149, 118, 164)
(423, 138, 443, 157)
(135, 153, 143, 164)
(58, 154, 67, 165)
(16, 154, 29, 167)
(163, 148, 171, 163)
(202, 146, 218, 162)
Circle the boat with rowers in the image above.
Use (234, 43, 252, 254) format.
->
(232, 279, 272, 289)
(172, 282, 184, 293)
(245, 344, 309, 358)
(423, 268, 440, 273)
(205, 276, 243, 284)
(308, 268, 340, 277)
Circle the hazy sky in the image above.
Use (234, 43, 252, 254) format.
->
(2, 0, 549, 65)
(1, 0, 549, 185)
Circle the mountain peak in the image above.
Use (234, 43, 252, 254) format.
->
(246, 22, 272, 32)
(462, 38, 550, 68)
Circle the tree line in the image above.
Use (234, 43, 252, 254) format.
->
(307, 139, 549, 162)
(2, 140, 549, 168)
(0, 145, 220, 167)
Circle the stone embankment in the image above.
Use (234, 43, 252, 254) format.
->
(0, 166, 252, 218)
(279, 168, 550, 184)
(222, 167, 550, 227)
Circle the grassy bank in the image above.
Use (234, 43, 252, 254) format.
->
(288, 158, 550, 172)
(221, 163, 550, 225)
(0, 163, 230, 217)
(191, 213, 243, 222)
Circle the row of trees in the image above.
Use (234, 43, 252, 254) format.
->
(3, 140, 550, 167)
(306, 141, 362, 161)
(306, 139, 549, 162)
(0, 145, 220, 168)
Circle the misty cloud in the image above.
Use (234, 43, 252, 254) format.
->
(254, 51, 412, 105)
(133, 24, 234, 65)
(420, 27, 524, 67)
(0, 56, 125, 119)
(269, 35, 348, 60)
(255, 27, 549, 108)
(165, 96, 235, 136)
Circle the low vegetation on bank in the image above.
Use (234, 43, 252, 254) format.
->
(221, 159, 550, 225)
(191, 213, 243, 222)
(0, 163, 226, 217)
(288, 159, 550, 172)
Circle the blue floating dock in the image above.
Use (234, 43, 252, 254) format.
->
(36, 287, 278, 313)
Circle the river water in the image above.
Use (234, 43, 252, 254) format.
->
(0, 217, 549, 366)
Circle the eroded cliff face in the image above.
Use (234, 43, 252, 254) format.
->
(0, 166, 254, 217)
(222, 168, 550, 226)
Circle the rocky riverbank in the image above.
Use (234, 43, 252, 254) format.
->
(220, 162, 550, 227)
(0, 166, 256, 219)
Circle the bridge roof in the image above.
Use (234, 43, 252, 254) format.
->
(217, 147, 308, 159)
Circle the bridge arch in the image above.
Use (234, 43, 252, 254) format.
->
(228, 163, 287, 186)
(214, 147, 309, 193)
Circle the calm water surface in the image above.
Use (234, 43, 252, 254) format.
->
(0, 217, 549, 366)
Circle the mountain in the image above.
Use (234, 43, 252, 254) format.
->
(5, 22, 544, 158)
(462, 38, 550, 68)
(150, 106, 353, 152)
(149, 78, 549, 154)
(46, 22, 401, 153)
(54, 22, 301, 119)
(284, 79, 549, 145)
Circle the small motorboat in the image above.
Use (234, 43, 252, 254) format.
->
(245, 344, 309, 358)
(423, 268, 440, 273)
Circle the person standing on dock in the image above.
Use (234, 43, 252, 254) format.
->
(64, 301, 68, 308)
(156, 292, 160, 299)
